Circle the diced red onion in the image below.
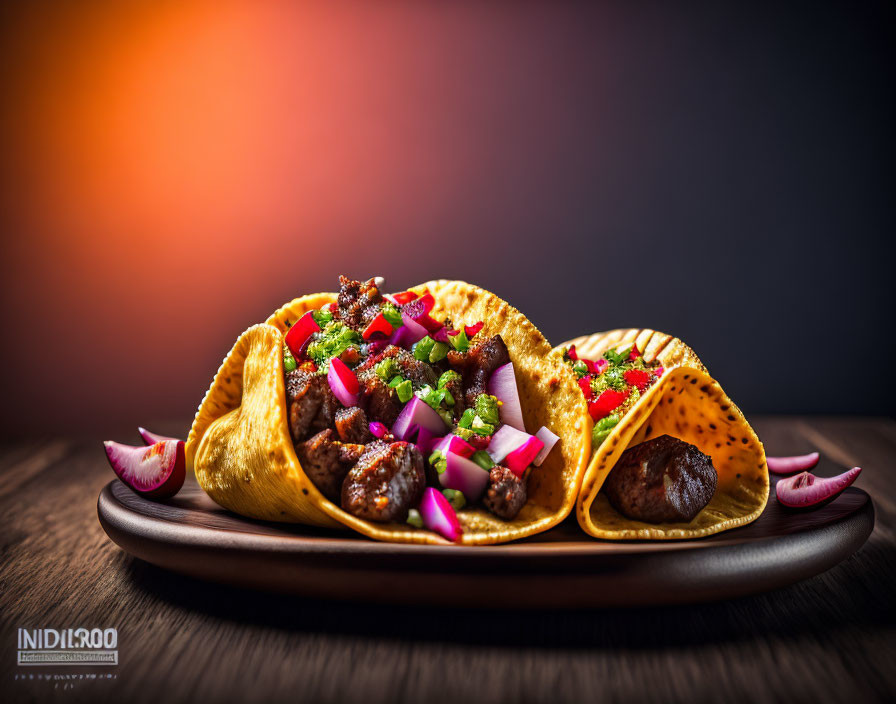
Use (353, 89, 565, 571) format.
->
(389, 314, 428, 349)
(402, 295, 442, 332)
(532, 426, 559, 466)
(138, 427, 181, 445)
(431, 327, 460, 343)
(284, 310, 320, 359)
(415, 427, 438, 454)
(391, 396, 448, 441)
(418, 487, 463, 542)
(327, 357, 360, 407)
(504, 436, 544, 476)
(487, 362, 526, 431)
(566, 344, 578, 361)
(439, 452, 490, 502)
(486, 424, 536, 463)
(767, 452, 820, 475)
(431, 434, 475, 459)
(369, 421, 388, 439)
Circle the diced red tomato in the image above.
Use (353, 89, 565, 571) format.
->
(578, 375, 594, 400)
(362, 312, 393, 340)
(391, 290, 418, 305)
(567, 345, 578, 361)
(468, 434, 491, 450)
(588, 389, 629, 421)
(629, 344, 641, 361)
(623, 368, 652, 391)
(464, 321, 484, 338)
(285, 310, 320, 359)
(589, 358, 609, 375)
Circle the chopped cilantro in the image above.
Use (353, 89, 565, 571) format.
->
(471, 450, 495, 471)
(458, 408, 476, 429)
(375, 357, 398, 382)
(442, 488, 466, 510)
(429, 340, 449, 363)
(437, 370, 461, 389)
(283, 344, 297, 372)
(428, 450, 447, 474)
(413, 336, 435, 361)
(395, 379, 414, 403)
(381, 302, 403, 328)
(306, 321, 360, 367)
(572, 360, 588, 378)
(474, 394, 500, 426)
(449, 330, 469, 352)
(603, 346, 631, 366)
(311, 307, 334, 327)
(470, 415, 495, 436)
(453, 427, 474, 441)
(592, 414, 620, 447)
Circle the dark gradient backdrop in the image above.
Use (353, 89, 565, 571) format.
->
(1, 1, 893, 436)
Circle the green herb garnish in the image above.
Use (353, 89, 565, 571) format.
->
(306, 321, 360, 367)
(471, 450, 495, 471)
(449, 330, 469, 352)
(375, 357, 398, 382)
(429, 341, 449, 363)
(413, 336, 436, 361)
(381, 302, 403, 328)
(474, 394, 500, 426)
(592, 414, 621, 447)
(437, 370, 461, 389)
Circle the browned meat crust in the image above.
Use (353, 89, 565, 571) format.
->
(296, 429, 365, 502)
(602, 434, 717, 523)
(334, 406, 372, 444)
(285, 370, 339, 443)
(482, 465, 527, 519)
(447, 335, 510, 407)
(341, 442, 425, 522)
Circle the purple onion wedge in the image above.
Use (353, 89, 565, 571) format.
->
(419, 487, 463, 542)
(439, 451, 490, 503)
(767, 452, 820, 475)
(775, 467, 861, 509)
(104, 440, 185, 499)
(392, 396, 448, 441)
(138, 427, 182, 445)
(487, 362, 526, 431)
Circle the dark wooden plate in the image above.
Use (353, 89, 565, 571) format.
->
(97, 476, 873, 608)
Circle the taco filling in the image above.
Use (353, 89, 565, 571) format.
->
(281, 276, 559, 537)
(561, 343, 718, 523)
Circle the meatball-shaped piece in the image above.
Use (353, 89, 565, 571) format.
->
(341, 442, 425, 522)
(482, 466, 528, 520)
(296, 429, 365, 502)
(285, 370, 339, 443)
(603, 434, 717, 523)
(334, 406, 372, 444)
(447, 335, 510, 407)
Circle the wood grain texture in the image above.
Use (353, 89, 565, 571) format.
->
(1, 417, 895, 704)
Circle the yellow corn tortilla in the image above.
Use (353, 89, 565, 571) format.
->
(556, 329, 768, 540)
(187, 280, 591, 545)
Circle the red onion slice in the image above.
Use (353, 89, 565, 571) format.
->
(439, 452, 490, 502)
(389, 314, 428, 349)
(327, 358, 360, 407)
(391, 396, 449, 441)
(137, 427, 181, 445)
(487, 362, 526, 431)
(504, 436, 545, 476)
(775, 467, 861, 509)
(532, 426, 559, 466)
(431, 434, 475, 459)
(419, 487, 463, 542)
(104, 440, 185, 499)
(486, 424, 535, 463)
(767, 452, 820, 475)
(369, 421, 388, 439)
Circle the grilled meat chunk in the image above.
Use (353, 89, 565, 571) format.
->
(341, 442, 425, 522)
(356, 345, 439, 387)
(334, 406, 372, 444)
(336, 276, 383, 330)
(296, 429, 365, 502)
(482, 465, 528, 520)
(285, 370, 339, 443)
(447, 335, 510, 407)
(603, 434, 717, 523)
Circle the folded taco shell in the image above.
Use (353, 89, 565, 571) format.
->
(557, 329, 768, 540)
(187, 280, 592, 545)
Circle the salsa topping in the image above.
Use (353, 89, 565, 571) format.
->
(283, 276, 559, 539)
(561, 342, 663, 447)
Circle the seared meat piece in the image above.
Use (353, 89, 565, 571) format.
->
(334, 406, 372, 444)
(296, 429, 365, 502)
(603, 434, 717, 523)
(447, 335, 510, 407)
(285, 370, 339, 443)
(482, 466, 528, 520)
(335, 276, 384, 330)
(441, 372, 465, 421)
(341, 442, 425, 522)
(356, 371, 403, 426)
(356, 345, 438, 387)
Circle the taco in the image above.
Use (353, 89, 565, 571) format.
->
(187, 277, 591, 545)
(556, 329, 768, 539)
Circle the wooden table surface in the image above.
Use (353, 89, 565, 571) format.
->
(1, 416, 894, 704)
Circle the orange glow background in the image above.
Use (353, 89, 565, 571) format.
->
(1, 2, 892, 436)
